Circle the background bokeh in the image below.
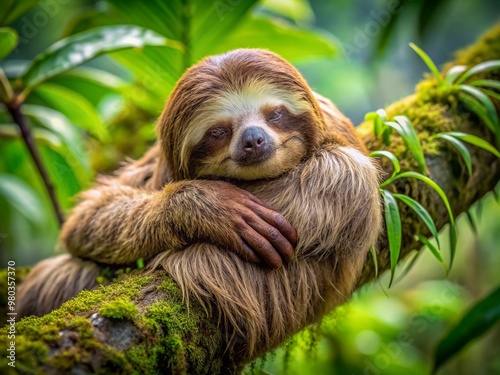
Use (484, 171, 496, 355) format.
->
(0, 1, 499, 374)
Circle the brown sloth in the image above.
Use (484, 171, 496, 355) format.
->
(18, 49, 381, 360)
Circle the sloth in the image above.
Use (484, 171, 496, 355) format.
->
(18, 49, 381, 360)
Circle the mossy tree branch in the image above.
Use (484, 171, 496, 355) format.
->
(1, 24, 500, 375)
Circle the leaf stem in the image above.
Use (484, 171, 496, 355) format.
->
(6, 102, 64, 227)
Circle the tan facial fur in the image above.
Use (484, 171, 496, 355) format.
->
(185, 81, 311, 180)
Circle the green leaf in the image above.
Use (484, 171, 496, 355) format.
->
(393, 171, 457, 269)
(470, 79, 500, 90)
(0, 27, 18, 61)
(0, 0, 39, 26)
(104, 0, 259, 66)
(68, 0, 337, 106)
(433, 287, 500, 373)
(259, 0, 315, 22)
(433, 134, 472, 175)
(380, 189, 402, 287)
(370, 150, 400, 185)
(385, 116, 427, 173)
(365, 110, 387, 137)
(416, 234, 448, 274)
(22, 25, 181, 93)
(32, 83, 107, 140)
(393, 193, 440, 248)
(458, 92, 498, 135)
(48, 66, 128, 109)
(459, 85, 500, 133)
(208, 15, 339, 62)
(443, 132, 500, 158)
(409, 43, 444, 86)
(445, 65, 467, 85)
(369, 247, 378, 279)
(382, 126, 392, 146)
(0, 174, 44, 224)
(455, 60, 500, 85)
(22, 104, 91, 184)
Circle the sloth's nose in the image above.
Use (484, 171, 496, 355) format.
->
(241, 127, 267, 156)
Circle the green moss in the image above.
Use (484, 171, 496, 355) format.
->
(123, 278, 224, 375)
(0, 275, 152, 374)
(99, 298, 137, 320)
(0, 267, 31, 317)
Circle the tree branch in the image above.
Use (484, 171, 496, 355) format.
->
(5, 103, 65, 227)
(1, 24, 499, 375)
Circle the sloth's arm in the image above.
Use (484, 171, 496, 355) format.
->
(60, 178, 296, 267)
(244, 142, 382, 266)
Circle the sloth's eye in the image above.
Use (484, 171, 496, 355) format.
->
(208, 127, 229, 139)
(268, 108, 283, 122)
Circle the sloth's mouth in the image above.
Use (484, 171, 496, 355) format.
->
(221, 148, 276, 167)
(235, 149, 276, 166)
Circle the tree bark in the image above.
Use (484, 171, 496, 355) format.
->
(1, 24, 499, 375)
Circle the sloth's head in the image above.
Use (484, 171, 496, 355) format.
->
(158, 49, 327, 181)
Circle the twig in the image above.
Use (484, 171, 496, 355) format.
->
(6, 102, 65, 227)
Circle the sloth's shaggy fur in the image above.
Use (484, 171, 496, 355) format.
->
(18, 49, 381, 360)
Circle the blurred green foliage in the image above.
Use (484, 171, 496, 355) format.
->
(0, 0, 499, 374)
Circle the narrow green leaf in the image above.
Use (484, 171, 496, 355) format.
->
(466, 211, 478, 235)
(394, 250, 422, 285)
(444, 132, 500, 158)
(470, 79, 500, 90)
(374, 115, 382, 137)
(0, 174, 44, 224)
(369, 150, 400, 186)
(409, 43, 444, 85)
(0, 27, 18, 61)
(416, 234, 448, 274)
(366, 109, 387, 137)
(376, 109, 387, 137)
(455, 60, 500, 84)
(393, 193, 440, 248)
(459, 85, 499, 132)
(369, 247, 378, 279)
(382, 126, 392, 146)
(481, 88, 500, 102)
(385, 116, 427, 173)
(445, 65, 467, 85)
(476, 199, 484, 222)
(22, 25, 182, 92)
(458, 93, 498, 134)
(393, 171, 457, 268)
(433, 287, 500, 372)
(434, 134, 472, 175)
(380, 189, 402, 287)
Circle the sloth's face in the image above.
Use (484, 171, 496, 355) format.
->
(185, 83, 318, 180)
